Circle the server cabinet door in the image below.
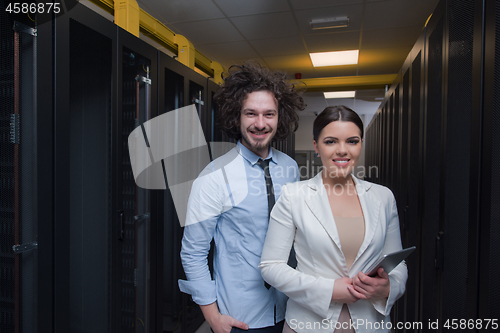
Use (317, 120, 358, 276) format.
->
(119, 45, 155, 333)
(0, 10, 38, 333)
(479, 0, 500, 323)
(159, 57, 193, 333)
(441, 0, 475, 327)
(158, 54, 217, 333)
(421, 11, 445, 326)
(66, 15, 114, 333)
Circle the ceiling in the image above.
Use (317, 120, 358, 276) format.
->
(84, 0, 440, 118)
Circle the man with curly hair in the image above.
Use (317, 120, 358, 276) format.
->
(179, 62, 306, 333)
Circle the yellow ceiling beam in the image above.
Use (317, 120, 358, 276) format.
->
(210, 61, 224, 85)
(173, 34, 196, 69)
(195, 50, 213, 77)
(115, 0, 140, 37)
(296, 74, 397, 92)
(88, 0, 225, 80)
(139, 8, 177, 53)
(88, 0, 114, 14)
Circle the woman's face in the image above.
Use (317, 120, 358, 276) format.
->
(313, 120, 363, 179)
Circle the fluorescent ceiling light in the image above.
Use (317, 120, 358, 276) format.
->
(310, 50, 359, 67)
(310, 17, 349, 30)
(324, 91, 356, 99)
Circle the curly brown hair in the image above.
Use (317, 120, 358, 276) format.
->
(213, 61, 306, 141)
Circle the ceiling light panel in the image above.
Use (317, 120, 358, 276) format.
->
(289, 0, 364, 11)
(310, 50, 359, 67)
(294, 4, 364, 34)
(324, 91, 356, 99)
(310, 16, 349, 30)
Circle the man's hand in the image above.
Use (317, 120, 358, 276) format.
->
(331, 277, 360, 304)
(349, 268, 390, 300)
(209, 313, 249, 333)
(200, 302, 249, 333)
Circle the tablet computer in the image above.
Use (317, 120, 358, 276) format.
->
(364, 246, 416, 277)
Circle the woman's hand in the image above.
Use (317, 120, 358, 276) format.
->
(349, 268, 390, 300)
(332, 277, 360, 304)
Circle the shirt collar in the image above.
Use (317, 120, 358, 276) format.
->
(237, 140, 277, 166)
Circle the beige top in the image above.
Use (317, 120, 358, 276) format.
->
(334, 216, 365, 270)
(334, 216, 365, 333)
(283, 216, 365, 333)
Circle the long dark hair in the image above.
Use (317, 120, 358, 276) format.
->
(213, 61, 306, 141)
(313, 105, 364, 141)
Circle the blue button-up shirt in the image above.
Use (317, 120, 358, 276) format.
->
(179, 141, 299, 328)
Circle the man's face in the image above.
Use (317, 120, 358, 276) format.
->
(239, 90, 279, 158)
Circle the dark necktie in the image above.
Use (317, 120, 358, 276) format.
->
(257, 158, 275, 290)
(256, 158, 275, 218)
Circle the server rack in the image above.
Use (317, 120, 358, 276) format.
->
(157, 50, 214, 333)
(36, 9, 54, 333)
(0, 1, 252, 332)
(365, 0, 499, 330)
(478, 0, 500, 322)
(420, 3, 445, 326)
(158, 54, 189, 333)
(440, 0, 476, 327)
(0, 4, 38, 332)
(116, 25, 160, 333)
(368, 25, 427, 333)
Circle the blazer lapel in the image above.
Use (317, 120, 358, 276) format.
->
(304, 173, 343, 251)
(352, 176, 381, 264)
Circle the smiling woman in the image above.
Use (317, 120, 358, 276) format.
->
(259, 105, 408, 333)
(313, 107, 364, 180)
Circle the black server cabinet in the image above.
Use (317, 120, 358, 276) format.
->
(377, 111, 382, 184)
(158, 54, 188, 333)
(183, 61, 217, 333)
(2, 1, 309, 331)
(398, 32, 425, 332)
(398, 68, 409, 247)
(116, 26, 160, 333)
(420, 3, 445, 326)
(62, 5, 225, 332)
(31, 2, 220, 332)
(0, 3, 38, 332)
(68, 18, 114, 333)
(50, 5, 118, 333)
(365, 0, 500, 330)
(386, 96, 393, 190)
(406, 47, 424, 332)
(380, 105, 386, 185)
(36, 10, 54, 333)
(391, 86, 400, 201)
(157, 51, 214, 333)
(441, 0, 476, 328)
(478, 0, 500, 323)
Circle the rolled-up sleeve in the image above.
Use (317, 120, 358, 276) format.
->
(178, 170, 222, 305)
(259, 184, 335, 319)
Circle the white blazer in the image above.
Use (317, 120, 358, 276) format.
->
(259, 173, 408, 333)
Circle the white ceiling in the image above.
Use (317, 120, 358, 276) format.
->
(83, 0, 440, 117)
